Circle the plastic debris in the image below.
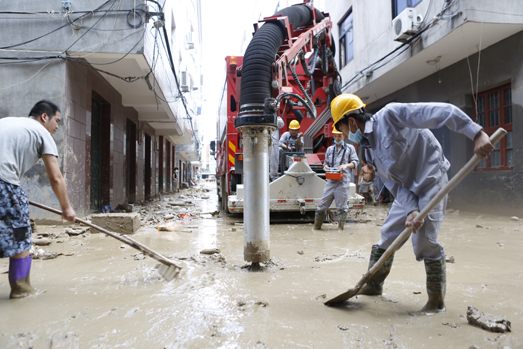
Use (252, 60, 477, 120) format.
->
(158, 221, 180, 231)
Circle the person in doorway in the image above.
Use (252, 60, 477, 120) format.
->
(270, 116, 284, 182)
(0, 100, 76, 299)
(359, 159, 377, 205)
(313, 126, 359, 231)
(279, 119, 303, 152)
(331, 94, 494, 313)
(172, 167, 179, 192)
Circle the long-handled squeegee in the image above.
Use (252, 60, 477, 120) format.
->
(29, 201, 181, 281)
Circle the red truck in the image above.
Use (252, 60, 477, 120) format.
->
(213, 4, 365, 215)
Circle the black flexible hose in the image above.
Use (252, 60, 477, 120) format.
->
(299, 48, 319, 77)
(239, 5, 324, 115)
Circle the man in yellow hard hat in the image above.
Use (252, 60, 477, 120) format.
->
(314, 125, 359, 231)
(278, 120, 304, 172)
(330, 94, 494, 313)
(279, 119, 303, 152)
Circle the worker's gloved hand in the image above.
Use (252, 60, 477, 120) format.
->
(473, 131, 494, 159)
(62, 206, 76, 222)
(405, 210, 424, 233)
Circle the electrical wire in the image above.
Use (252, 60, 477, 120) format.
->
(65, 30, 143, 65)
(341, 0, 460, 93)
(0, 61, 54, 92)
(62, 0, 118, 53)
(0, 0, 116, 50)
(158, 23, 201, 156)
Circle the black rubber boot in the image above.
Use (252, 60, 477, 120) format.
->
(359, 245, 394, 296)
(313, 211, 325, 230)
(420, 258, 446, 313)
(337, 212, 348, 231)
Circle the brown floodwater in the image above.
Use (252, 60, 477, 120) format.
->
(1, 183, 522, 348)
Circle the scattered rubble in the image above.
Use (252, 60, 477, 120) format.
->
(64, 227, 90, 236)
(337, 325, 350, 331)
(200, 248, 220, 255)
(442, 322, 459, 329)
(91, 213, 141, 234)
(133, 253, 146, 261)
(446, 255, 455, 263)
(30, 247, 74, 260)
(466, 306, 511, 333)
(33, 238, 52, 246)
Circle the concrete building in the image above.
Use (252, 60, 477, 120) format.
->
(325, 0, 523, 215)
(0, 0, 203, 219)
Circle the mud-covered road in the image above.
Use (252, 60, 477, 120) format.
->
(1, 182, 522, 348)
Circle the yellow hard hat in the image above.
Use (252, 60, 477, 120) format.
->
(330, 94, 366, 127)
(332, 124, 343, 134)
(289, 120, 300, 129)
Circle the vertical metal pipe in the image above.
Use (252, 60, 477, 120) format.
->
(242, 126, 272, 263)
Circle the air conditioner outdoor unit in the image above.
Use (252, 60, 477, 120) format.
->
(392, 8, 422, 42)
(186, 32, 194, 49)
(180, 71, 190, 92)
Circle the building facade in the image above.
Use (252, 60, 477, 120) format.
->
(326, 0, 523, 215)
(0, 0, 203, 219)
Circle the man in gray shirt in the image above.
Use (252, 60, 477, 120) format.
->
(0, 100, 76, 299)
(314, 127, 359, 231)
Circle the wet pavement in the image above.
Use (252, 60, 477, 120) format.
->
(1, 182, 522, 348)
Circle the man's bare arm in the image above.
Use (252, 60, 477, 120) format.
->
(42, 154, 76, 221)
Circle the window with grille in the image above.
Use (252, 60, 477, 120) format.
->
(473, 84, 513, 171)
(338, 8, 354, 68)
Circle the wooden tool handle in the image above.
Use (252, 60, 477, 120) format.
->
(353, 128, 507, 293)
(29, 200, 180, 269)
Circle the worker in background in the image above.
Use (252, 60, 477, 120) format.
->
(279, 119, 303, 152)
(0, 100, 76, 299)
(313, 126, 359, 231)
(331, 94, 494, 313)
(269, 116, 284, 182)
(172, 167, 179, 192)
(359, 159, 377, 205)
(279, 119, 304, 172)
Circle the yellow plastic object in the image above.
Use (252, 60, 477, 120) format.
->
(289, 119, 300, 129)
(330, 94, 366, 126)
(332, 124, 342, 134)
(158, 221, 179, 231)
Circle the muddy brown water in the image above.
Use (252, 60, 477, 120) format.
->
(1, 183, 522, 348)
